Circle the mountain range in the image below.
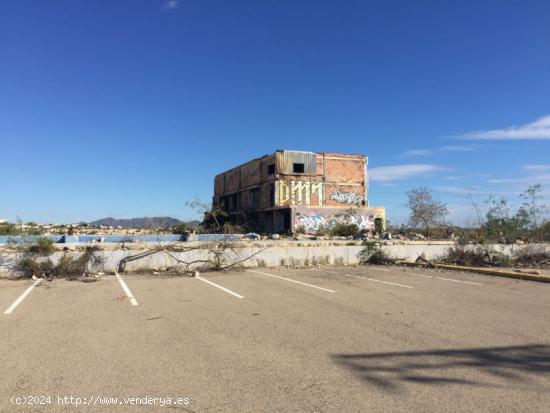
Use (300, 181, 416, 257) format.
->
(88, 217, 200, 229)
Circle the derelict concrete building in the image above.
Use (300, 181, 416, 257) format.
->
(213, 150, 385, 233)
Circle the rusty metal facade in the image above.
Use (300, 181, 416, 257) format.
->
(276, 150, 316, 175)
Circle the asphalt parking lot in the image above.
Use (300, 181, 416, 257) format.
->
(1, 266, 550, 412)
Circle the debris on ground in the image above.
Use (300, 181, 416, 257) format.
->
(243, 233, 260, 240)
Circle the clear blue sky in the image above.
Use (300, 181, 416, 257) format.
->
(2, 0, 550, 225)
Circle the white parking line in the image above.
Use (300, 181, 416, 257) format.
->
(435, 276, 483, 286)
(115, 273, 139, 306)
(309, 268, 339, 275)
(366, 278, 414, 289)
(247, 270, 336, 293)
(409, 273, 433, 278)
(344, 273, 414, 289)
(366, 271, 483, 286)
(196, 276, 244, 299)
(3, 279, 42, 315)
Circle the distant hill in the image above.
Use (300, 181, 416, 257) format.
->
(184, 220, 201, 229)
(89, 217, 200, 229)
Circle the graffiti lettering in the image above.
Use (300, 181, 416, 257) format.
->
(279, 181, 324, 206)
(295, 212, 376, 233)
(330, 190, 362, 205)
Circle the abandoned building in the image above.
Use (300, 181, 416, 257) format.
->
(212, 150, 386, 233)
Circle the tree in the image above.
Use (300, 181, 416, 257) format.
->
(185, 197, 228, 233)
(519, 184, 547, 232)
(171, 223, 189, 235)
(483, 196, 528, 243)
(541, 221, 550, 241)
(406, 188, 448, 235)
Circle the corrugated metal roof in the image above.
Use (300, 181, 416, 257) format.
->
(277, 150, 316, 175)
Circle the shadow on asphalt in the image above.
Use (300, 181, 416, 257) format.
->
(331, 344, 550, 391)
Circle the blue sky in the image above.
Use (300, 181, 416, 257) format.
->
(1, 0, 549, 225)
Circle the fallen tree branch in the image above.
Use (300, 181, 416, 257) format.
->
(116, 241, 268, 274)
(415, 255, 436, 268)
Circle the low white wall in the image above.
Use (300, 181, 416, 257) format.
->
(1, 241, 549, 277)
(381, 243, 530, 261)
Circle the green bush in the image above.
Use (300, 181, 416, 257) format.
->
(28, 237, 55, 256)
(358, 240, 392, 265)
(362, 240, 381, 255)
(171, 223, 189, 235)
(330, 223, 360, 237)
(27, 227, 45, 236)
(0, 223, 20, 236)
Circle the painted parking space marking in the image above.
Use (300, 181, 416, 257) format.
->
(3, 279, 42, 315)
(371, 267, 392, 272)
(361, 270, 483, 286)
(248, 270, 336, 293)
(344, 273, 414, 289)
(409, 273, 433, 279)
(196, 276, 244, 299)
(115, 273, 139, 306)
(365, 278, 414, 289)
(309, 268, 339, 275)
(435, 276, 483, 286)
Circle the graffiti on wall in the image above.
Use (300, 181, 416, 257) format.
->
(279, 180, 324, 206)
(330, 190, 362, 205)
(295, 214, 327, 233)
(295, 211, 376, 233)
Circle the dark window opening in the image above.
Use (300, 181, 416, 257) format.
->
(229, 194, 238, 212)
(267, 164, 275, 175)
(270, 184, 275, 206)
(251, 188, 259, 209)
(283, 209, 291, 230)
(293, 163, 305, 173)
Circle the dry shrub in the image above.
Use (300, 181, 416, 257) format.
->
(514, 245, 550, 267)
(441, 242, 511, 267)
(28, 237, 55, 256)
(358, 241, 393, 265)
(14, 246, 105, 279)
(15, 256, 54, 277)
(364, 249, 393, 265)
(54, 247, 105, 279)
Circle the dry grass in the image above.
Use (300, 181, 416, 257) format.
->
(514, 245, 550, 267)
